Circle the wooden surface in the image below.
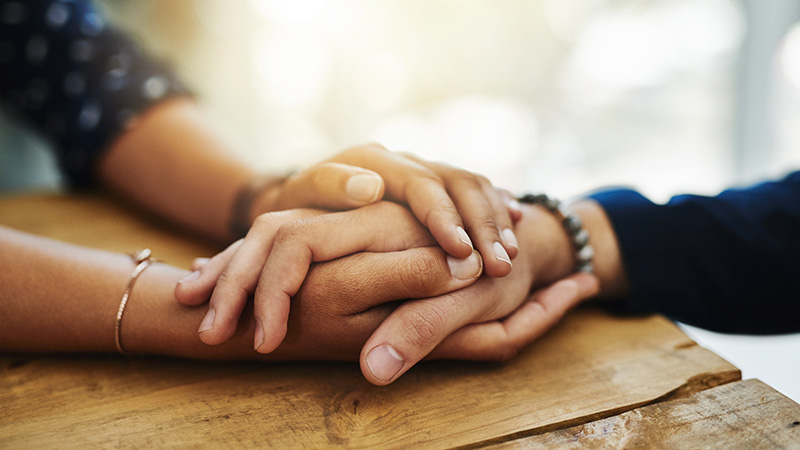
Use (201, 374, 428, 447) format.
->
(489, 379, 800, 450)
(0, 193, 794, 449)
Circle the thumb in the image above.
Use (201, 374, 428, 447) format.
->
(276, 162, 386, 210)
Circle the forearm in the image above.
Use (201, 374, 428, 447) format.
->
(97, 98, 280, 243)
(0, 226, 252, 357)
(0, 226, 385, 360)
(0, 226, 138, 353)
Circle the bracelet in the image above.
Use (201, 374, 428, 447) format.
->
(229, 176, 286, 239)
(518, 193, 594, 274)
(114, 248, 156, 355)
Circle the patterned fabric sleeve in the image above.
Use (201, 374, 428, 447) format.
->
(0, 0, 188, 187)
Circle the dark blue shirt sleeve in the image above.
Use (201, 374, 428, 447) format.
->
(590, 171, 800, 334)
(0, 0, 187, 187)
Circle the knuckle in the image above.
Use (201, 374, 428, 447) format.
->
(451, 169, 480, 184)
(214, 271, 251, 302)
(216, 270, 239, 287)
(471, 217, 499, 234)
(402, 304, 448, 350)
(252, 213, 276, 230)
(475, 173, 492, 186)
(273, 222, 303, 245)
(410, 169, 444, 187)
(396, 150, 417, 160)
(310, 166, 329, 193)
(398, 252, 442, 295)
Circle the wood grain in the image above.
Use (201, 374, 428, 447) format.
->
(0, 194, 745, 449)
(489, 379, 800, 450)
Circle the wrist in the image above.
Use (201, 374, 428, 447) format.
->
(517, 198, 627, 299)
(518, 204, 575, 288)
(229, 176, 286, 239)
(570, 200, 629, 298)
(123, 263, 266, 360)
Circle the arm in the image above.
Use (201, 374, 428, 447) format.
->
(0, 203, 600, 383)
(589, 172, 800, 334)
(0, 224, 480, 359)
(356, 171, 800, 383)
(2, 0, 519, 260)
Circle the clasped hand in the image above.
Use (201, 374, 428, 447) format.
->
(175, 144, 599, 385)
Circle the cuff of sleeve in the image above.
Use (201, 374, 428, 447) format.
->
(587, 188, 693, 318)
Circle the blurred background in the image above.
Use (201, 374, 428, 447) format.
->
(1, 0, 798, 400)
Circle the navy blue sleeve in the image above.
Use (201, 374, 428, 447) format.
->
(589, 172, 800, 334)
(0, 0, 187, 187)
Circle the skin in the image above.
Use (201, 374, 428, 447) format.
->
(96, 98, 521, 360)
(176, 199, 626, 384)
(0, 200, 620, 376)
(98, 98, 519, 269)
(1, 95, 627, 384)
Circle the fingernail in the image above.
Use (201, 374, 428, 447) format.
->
(346, 174, 382, 203)
(254, 319, 265, 351)
(198, 308, 215, 333)
(456, 226, 473, 249)
(502, 228, 518, 250)
(365, 345, 404, 382)
(179, 270, 200, 284)
(447, 252, 482, 280)
(493, 241, 511, 266)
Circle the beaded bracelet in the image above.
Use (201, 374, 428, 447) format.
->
(114, 248, 156, 355)
(518, 193, 594, 274)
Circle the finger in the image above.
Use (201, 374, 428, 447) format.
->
(200, 210, 324, 345)
(174, 242, 241, 306)
(432, 173, 510, 277)
(399, 154, 514, 274)
(334, 144, 474, 259)
(358, 290, 483, 386)
(276, 162, 386, 210)
(253, 202, 437, 354)
(300, 247, 484, 315)
(431, 273, 601, 361)
(482, 183, 518, 259)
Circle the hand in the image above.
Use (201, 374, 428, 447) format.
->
(354, 203, 601, 384)
(172, 244, 597, 368)
(257, 143, 521, 277)
(174, 202, 485, 352)
(177, 200, 600, 385)
(267, 261, 597, 364)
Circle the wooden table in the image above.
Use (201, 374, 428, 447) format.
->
(1, 194, 799, 449)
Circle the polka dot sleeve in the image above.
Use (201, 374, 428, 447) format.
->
(0, 0, 188, 187)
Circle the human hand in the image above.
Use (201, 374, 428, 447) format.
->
(177, 200, 600, 384)
(354, 202, 601, 384)
(174, 202, 485, 352)
(258, 259, 597, 364)
(257, 143, 521, 277)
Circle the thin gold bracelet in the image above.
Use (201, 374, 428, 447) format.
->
(114, 248, 155, 355)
